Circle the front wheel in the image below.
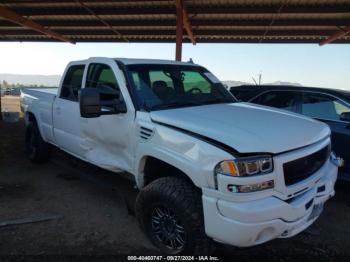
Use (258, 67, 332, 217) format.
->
(135, 177, 212, 255)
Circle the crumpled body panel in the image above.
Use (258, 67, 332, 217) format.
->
(80, 114, 135, 174)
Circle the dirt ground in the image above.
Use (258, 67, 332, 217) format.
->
(1, 97, 350, 261)
(1, 96, 21, 122)
(1, 96, 20, 113)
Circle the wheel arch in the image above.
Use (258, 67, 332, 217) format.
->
(137, 155, 203, 189)
(24, 111, 47, 142)
(25, 111, 37, 124)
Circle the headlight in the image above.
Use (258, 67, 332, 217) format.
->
(215, 155, 273, 177)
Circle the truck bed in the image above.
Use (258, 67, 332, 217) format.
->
(21, 87, 58, 144)
(22, 87, 58, 96)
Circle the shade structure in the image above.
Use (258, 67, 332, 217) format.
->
(0, 0, 350, 44)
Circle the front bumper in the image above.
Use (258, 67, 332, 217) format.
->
(202, 159, 337, 247)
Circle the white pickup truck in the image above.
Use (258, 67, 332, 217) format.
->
(21, 57, 339, 255)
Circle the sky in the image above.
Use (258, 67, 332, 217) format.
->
(0, 42, 349, 90)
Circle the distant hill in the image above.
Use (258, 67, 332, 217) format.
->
(0, 73, 61, 87)
(222, 80, 250, 87)
(222, 80, 302, 87)
(267, 81, 303, 86)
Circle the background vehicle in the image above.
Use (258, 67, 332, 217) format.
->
(230, 85, 350, 181)
(5, 87, 11, 95)
(21, 58, 338, 254)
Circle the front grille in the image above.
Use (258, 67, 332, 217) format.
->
(283, 144, 330, 186)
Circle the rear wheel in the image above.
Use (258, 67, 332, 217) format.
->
(135, 177, 212, 255)
(25, 121, 51, 163)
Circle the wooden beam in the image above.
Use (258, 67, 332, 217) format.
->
(175, 0, 196, 45)
(175, 0, 183, 61)
(2, 28, 346, 37)
(2, 18, 349, 28)
(1, 36, 349, 44)
(180, 0, 196, 45)
(10, 4, 350, 16)
(319, 26, 350, 45)
(0, 5, 74, 43)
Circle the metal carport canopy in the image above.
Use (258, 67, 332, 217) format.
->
(0, 0, 350, 121)
(0, 0, 350, 60)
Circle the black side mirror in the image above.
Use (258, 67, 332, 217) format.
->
(340, 112, 350, 122)
(79, 87, 127, 118)
(80, 88, 101, 118)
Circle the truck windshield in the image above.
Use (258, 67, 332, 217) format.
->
(125, 64, 236, 111)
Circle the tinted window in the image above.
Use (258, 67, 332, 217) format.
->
(131, 71, 141, 90)
(182, 71, 211, 93)
(86, 63, 119, 91)
(86, 63, 123, 110)
(149, 70, 174, 89)
(60, 65, 85, 101)
(254, 91, 297, 112)
(127, 64, 235, 111)
(301, 92, 350, 121)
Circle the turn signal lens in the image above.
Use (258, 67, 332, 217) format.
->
(215, 161, 238, 176)
(215, 155, 273, 177)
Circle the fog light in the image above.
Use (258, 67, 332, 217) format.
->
(227, 180, 274, 193)
(330, 151, 344, 167)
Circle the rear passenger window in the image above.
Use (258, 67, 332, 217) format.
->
(301, 93, 350, 121)
(254, 91, 297, 112)
(60, 65, 85, 101)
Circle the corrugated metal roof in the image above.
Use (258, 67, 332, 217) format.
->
(0, 0, 350, 43)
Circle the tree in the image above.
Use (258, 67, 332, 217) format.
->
(2, 80, 9, 88)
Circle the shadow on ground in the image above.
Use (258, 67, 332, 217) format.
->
(1, 120, 350, 261)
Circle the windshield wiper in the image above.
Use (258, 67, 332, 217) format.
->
(150, 101, 201, 111)
(201, 99, 234, 105)
(150, 99, 235, 111)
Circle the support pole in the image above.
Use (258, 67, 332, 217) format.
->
(175, 0, 184, 61)
(0, 83, 2, 121)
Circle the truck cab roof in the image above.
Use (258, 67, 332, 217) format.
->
(115, 58, 197, 66)
(67, 57, 198, 67)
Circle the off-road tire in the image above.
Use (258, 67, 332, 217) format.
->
(135, 177, 212, 255)
(25, 120, 51, 163)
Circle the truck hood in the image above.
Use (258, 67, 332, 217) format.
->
(150, 102, 330, 154)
